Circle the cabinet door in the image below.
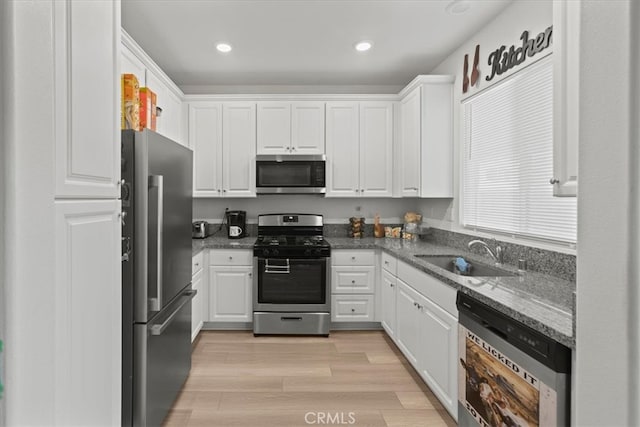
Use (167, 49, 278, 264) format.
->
(360, 101, 393, 197)
(54, 0, 120, 198)
(421, 82, 454, 198)
(552, 0, 579, 197)
(209, 266, 253, 322)
(291, 102, 325, 154)
(223, 102, 256, 197)
(257, 102, 291, 154)
(146, 71, 184, 146)
(191, 268, 204, 342)
(189, 102, 223, 197)
(325, 102, 360, 197)
(400, 88, 421, 197)
(395, 279, 421, 368)
(419, 296, 458, 418)
(121, 43, 146, 87)
(381, 270, 397, 338)
(54, 200, 121, 426)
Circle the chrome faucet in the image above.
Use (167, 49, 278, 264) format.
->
(468, 239, 505, 265)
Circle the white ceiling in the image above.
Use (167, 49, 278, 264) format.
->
(122, 0, 513, 93)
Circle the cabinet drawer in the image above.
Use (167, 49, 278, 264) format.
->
(331, 266, 375, 293)
(397, 260, 457, 316)
(332, 250, 375, 266)
(209, 249, 253, 266)
(381, 251, 397, 275)
(192, 251, 204, 275)
(331, 295, 374, 322)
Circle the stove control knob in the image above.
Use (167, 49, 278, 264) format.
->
(314, 249, 322, 256)
(272, 249, 279, 256)
(262, 249, 270, 257)
(304, 248, 312, 256)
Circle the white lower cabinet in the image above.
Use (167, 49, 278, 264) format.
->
(380, 269, 397, 338)
(383, 255, 458, 420)
(208, 249, 253, 322)
(191, 251, 206, 341)
(331, 250, 376, 322)
(54, 200, 121, 426)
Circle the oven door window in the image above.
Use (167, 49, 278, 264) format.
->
(258, 258, 326, 304)
(257, 163, 312, 187)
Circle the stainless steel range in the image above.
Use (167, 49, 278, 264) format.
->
(253, 214, 331, 336)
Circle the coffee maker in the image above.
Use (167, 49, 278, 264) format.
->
(225, 210, 247, 239)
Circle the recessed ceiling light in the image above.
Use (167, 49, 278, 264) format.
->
(354, 41, 373, 52)
(445, 0, 471, 15)
(216, 42, 232, 53)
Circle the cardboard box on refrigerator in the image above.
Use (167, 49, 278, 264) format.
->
(121, 74, 140, 131)
(139, 87, 157, 131)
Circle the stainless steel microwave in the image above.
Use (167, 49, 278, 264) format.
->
(256, 154, 326, 194)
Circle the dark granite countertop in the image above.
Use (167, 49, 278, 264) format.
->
(328, 237, 575, 349)
(192, 236, 255, 256)
(191, 235, 575, 349)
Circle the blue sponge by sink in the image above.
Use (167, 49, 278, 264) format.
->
(455, 257, 471, 274)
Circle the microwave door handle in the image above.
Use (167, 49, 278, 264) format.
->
(148, 175, 164, 312)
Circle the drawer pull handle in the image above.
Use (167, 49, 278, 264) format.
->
(281, 316, 302, 321)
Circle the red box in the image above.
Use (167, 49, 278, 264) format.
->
(139, 87, 157, 131)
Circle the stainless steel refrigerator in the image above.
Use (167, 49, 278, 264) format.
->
(121, 130, 195, 427)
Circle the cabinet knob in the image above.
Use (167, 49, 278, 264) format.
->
(249, 272, 252, 277)
(195, 263, 199, 267)
(217, 189, 221, 193)
(351, 256, 356, 260)
(384, 261, 389, 265)
(229, 256, 233, 260)
(390, 283, 394, 288)
(351, 280, 356, 284)
(223, 189, 227, 193)
(351, 308, 355, 312)
(549, 178, 560, 185)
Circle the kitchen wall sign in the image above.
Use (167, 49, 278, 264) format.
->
(486, 26, 553, 82)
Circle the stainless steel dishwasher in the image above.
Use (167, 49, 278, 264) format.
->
(456, 292, 571, 427)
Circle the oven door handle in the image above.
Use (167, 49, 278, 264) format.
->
(265, 258, 290, 274)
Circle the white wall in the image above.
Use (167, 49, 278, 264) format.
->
(576, 1, 637, 425)
(416, 0, 558, 249)
(3, 1, 57, 424)
(193, 196, 418, 224)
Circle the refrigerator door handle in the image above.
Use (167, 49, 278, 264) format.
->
(149, 290, 197, 336)
(148, 175, 164, 312)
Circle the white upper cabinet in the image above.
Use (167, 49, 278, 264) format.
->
(359, 101, 394, 197)
(189, 101, 256, 198)
(120, 42, 146, 87)
(121, 31, 185, 146)
(400, 87, 421, 197)
(222, 102, 257, 197)
(326, 101, 393, 197)
(257, 101, 325, 155)
(145, 70, 183, 145)
(190, 102, 223, 197)
(398, 76, 454, 198)
(326, 102, 360, 196)
(552, 0, 579, 197)
(54, 0, 120, 198)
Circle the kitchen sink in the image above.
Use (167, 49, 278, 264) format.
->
(413, 254, 517, 277)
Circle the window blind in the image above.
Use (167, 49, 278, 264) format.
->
(462, 56, 577, 243)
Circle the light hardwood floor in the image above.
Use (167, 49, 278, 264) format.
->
(164, 330, 457, 427)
